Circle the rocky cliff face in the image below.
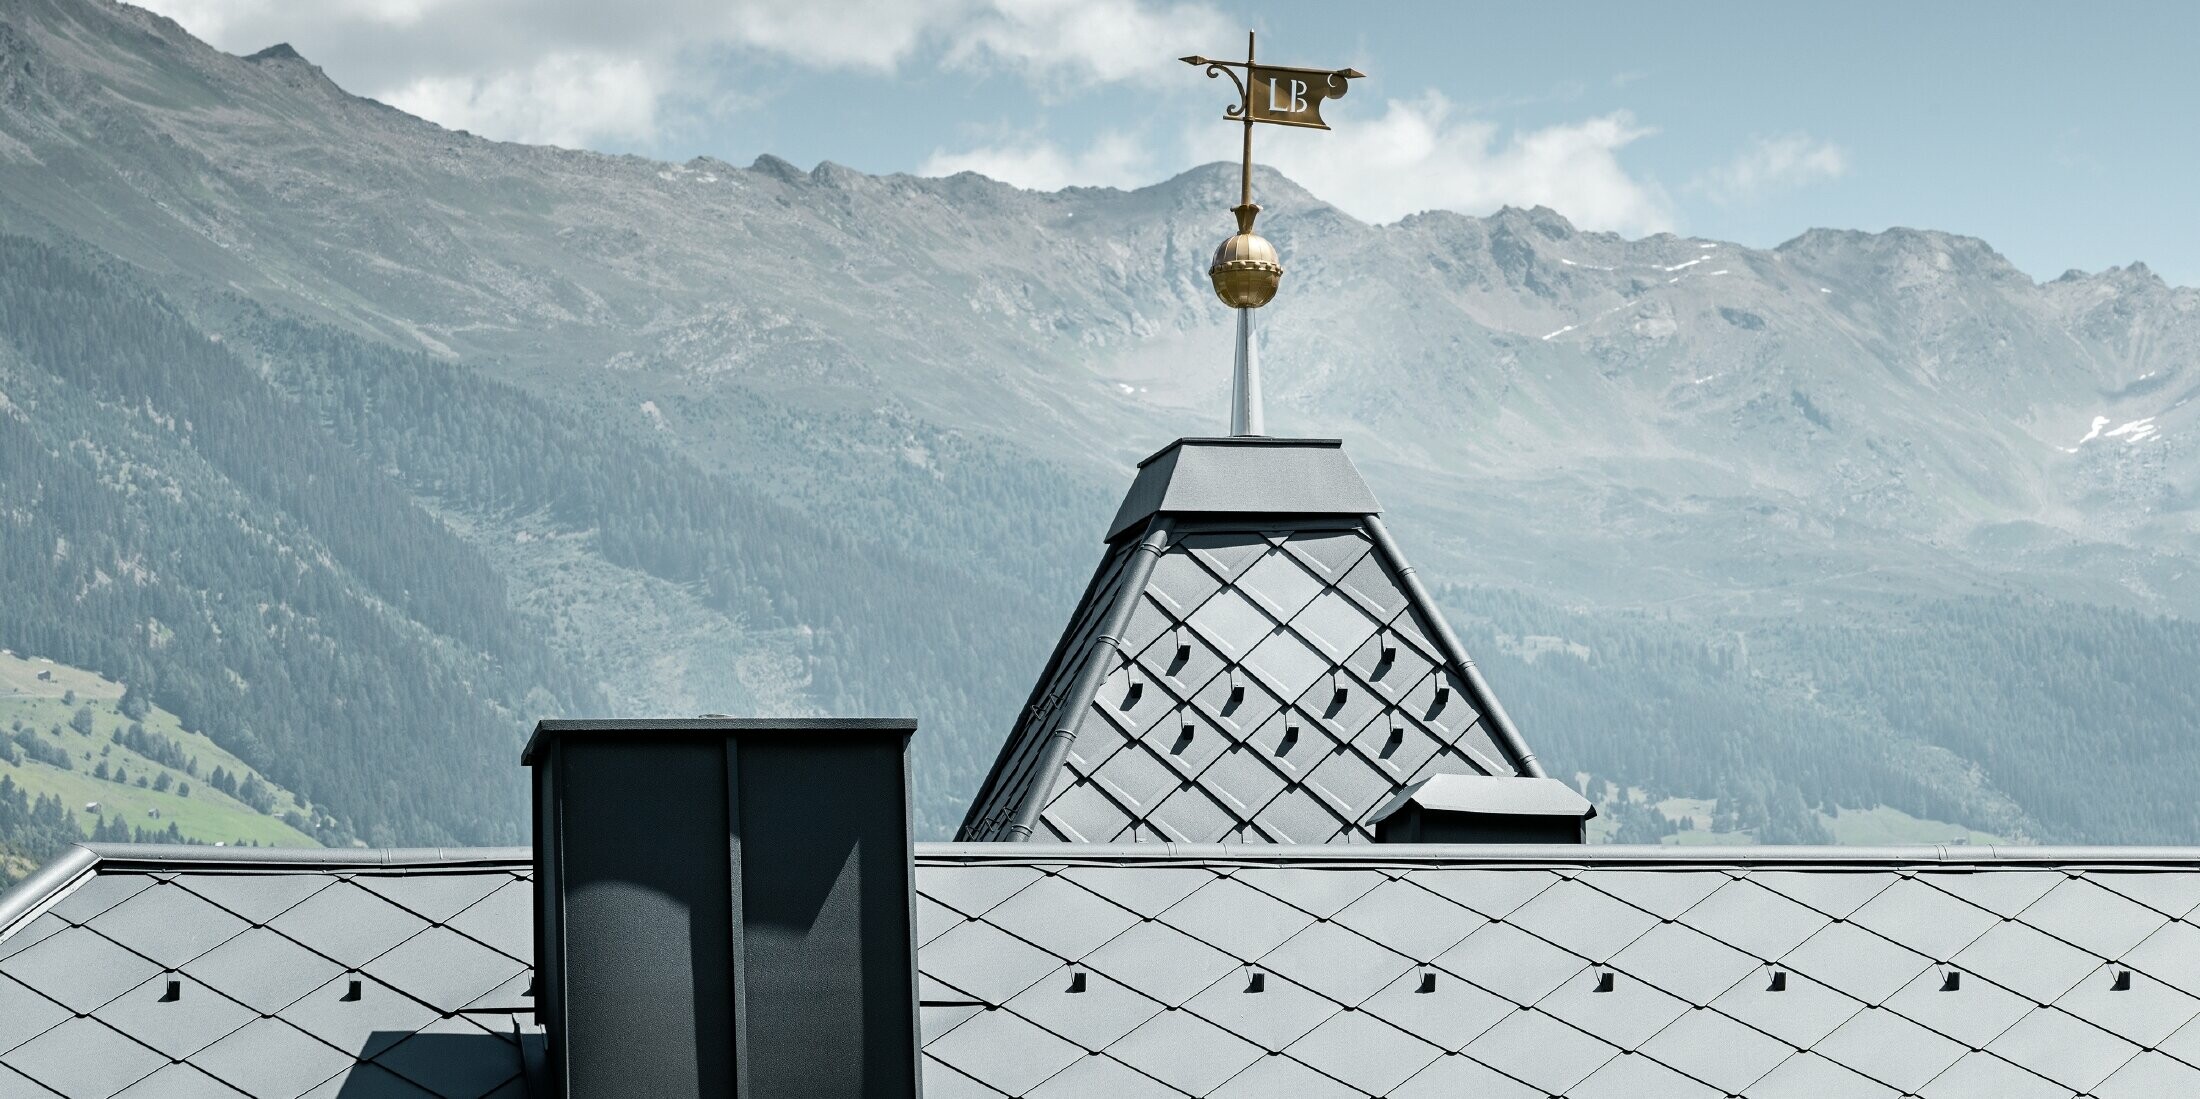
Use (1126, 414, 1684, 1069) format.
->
(3, 0, 2197, 843)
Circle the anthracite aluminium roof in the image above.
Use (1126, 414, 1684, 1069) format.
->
(14, 843, 2200, 1097)
(958, 438, 1549, 845)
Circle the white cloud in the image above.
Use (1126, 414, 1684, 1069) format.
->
(919, 91, 1675, 236)
(714, 0, 950, 73)
(383, 53, 663, 149)
(919, 131, 1154, 192)
(948, 0, 1236, 85)
(133, 0, 1231, 148)
(1257, 93, 1674, 236)
(1693, 134, 1849, 203)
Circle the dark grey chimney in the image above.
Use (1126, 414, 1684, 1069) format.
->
(1368, 775, 1597, 844)
(523, 717, 921, 1098)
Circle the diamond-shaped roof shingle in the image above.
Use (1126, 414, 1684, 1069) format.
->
(15, 842, 2200, 1097)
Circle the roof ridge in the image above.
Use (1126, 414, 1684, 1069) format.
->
(915, 841, 2200, 866)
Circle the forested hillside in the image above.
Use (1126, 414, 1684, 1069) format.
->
(1447, 587, 2200, 844)
(0, 234, 582, 848)
(0, 231, 1100, 854)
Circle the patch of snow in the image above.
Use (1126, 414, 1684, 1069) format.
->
(1819, 287, 1832, 293)
(1691, 374, 1720, 385)
(1541, 324, 1577, 341)
(2074, 415, 2110, 447)
(1708, 269, 1731, 276)
(1699, 242, 1718, 249)
(1116, 382, 1136, 394)
(2105, 417, 2159, 443)
(1664, 257, 1708, 272)
(639, 400, 671, 432)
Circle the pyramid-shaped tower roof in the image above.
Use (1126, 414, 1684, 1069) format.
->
(959, 437, 1550, 843)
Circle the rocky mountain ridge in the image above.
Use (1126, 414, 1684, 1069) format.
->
(1, 0, 2196, 845)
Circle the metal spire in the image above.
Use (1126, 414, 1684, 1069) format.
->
(1230, 307, 1262, 436)
(1182, 34, 1362, 438)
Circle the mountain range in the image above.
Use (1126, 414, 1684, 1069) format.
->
(1, 0, 2196, 861)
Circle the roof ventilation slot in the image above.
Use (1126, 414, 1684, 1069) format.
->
(1246, 969, 1266, 993)
(2113, 969, 2133, 991)
(1417, 967, 1438, 993)
(1940, 970, 1962, 991)
(1228, 669, 1245, 706)
(342, 975, 362, 1001)
(1278, 725, 1299, 757)
(1331, 672, 1349, 709)
(160, 975, 180, 1002)
(1432, 683, 1451, 709)
(1767, 969, 1787, 992)
(1174, 627, 1191, 666)
(1067, 970, 1088, 993)
(1593, 970, 1615, 993)
(1172, 724, 1197, 755)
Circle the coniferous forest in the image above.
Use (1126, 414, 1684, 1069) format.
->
(7, 221, 2200, 875)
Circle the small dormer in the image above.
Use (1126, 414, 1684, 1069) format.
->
(1368, 774, 1597, 844)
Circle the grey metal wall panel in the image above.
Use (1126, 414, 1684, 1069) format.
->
(735, 735, 920, 1097)
(553, 736, 735, 1097)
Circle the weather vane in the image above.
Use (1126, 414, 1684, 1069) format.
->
(1182, 33, 1363, 436)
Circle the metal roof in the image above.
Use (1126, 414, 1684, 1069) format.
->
(960, 438, 1548, 845)
(0, 846, 539, 1098)
(1104, 438, 1381, 543)
(13, 843, 2200, 1097)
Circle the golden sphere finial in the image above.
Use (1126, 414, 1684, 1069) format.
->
(1209, 203, 1282, 309)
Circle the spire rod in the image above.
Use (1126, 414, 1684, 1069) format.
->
(1239, 31, 1255, 211)
(1231, 307, 1262, 436)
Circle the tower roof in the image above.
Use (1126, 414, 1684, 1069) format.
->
(959, 437, 1547, 844)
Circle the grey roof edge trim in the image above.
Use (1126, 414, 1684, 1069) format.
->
(0, 843, 531, 943)
(525, 715, 916, 763)
(77, 843, 535, 868)
(0, 843, 98, 938)
(1003, 519, 1175, 840)
(956, 539, 1129, 840)
(1105, 437, 1381, 542)
(914, 841, 2200, 867)
(1134, 437, 1347, 469)
(1363, 514, 1546, 779)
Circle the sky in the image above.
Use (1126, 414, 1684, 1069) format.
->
(136, 0, 2200, 285)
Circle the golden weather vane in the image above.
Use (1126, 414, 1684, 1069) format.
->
(1181, 33, 1363, 436)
